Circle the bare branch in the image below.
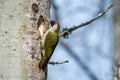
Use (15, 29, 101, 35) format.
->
(48, 60, 69, 65)
(59, 4, 113, 38)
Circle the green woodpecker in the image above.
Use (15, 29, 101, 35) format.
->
(39, 21, 60, 70)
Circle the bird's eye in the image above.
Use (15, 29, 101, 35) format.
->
(50, 21, 55, 27)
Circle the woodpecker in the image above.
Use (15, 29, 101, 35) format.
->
(39, 21, 60, 70)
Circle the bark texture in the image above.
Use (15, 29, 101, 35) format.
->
(0, 0, 50, 80)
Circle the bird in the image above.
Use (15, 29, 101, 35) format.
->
(39, 20, 60, 70)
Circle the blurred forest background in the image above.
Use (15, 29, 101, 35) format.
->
(114, 0, 120, 61)
(114, 0, 120, 79)
(48, 0, 120, 80)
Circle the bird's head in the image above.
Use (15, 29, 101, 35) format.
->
(50, 21, 60, 32)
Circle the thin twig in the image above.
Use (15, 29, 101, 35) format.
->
(48, 60, 69, 65)
(59, 4, 113, 38)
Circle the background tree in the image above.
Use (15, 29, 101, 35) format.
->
(113, 0, 120, 80)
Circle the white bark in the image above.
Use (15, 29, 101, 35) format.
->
(0, 0, 49, 80)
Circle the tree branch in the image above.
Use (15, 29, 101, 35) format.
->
(48, 60, 69, 65)
(59, 4, 113, 38)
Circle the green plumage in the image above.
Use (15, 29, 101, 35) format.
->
(39, 28, 59, 70)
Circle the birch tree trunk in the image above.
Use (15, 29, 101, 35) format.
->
(0, 0, 49, 80)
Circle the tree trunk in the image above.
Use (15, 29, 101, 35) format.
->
(0, 0, 50, 80)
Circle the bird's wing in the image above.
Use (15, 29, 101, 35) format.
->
(44, 30, 59, 57)
(39, 30, 59, 70)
